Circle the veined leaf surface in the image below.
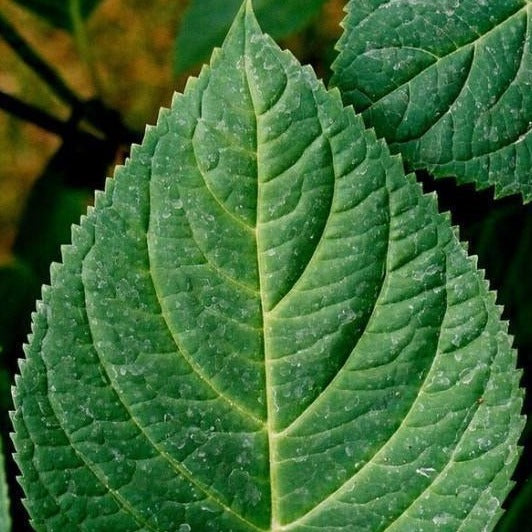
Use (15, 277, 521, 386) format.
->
(331, 0, 532, 202)
(174, 0, 327, 74)
(12, 0, 102, 31)
(13, 1, 524, 530)
(0, 438, 10, 531)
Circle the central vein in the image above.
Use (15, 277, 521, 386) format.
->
(257, 201, 280, 531)
(241, 32, 280, 532)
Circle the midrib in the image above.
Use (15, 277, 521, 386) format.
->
(253, 93, 281, 532)
(241, 34, 281, 532)
(256, 197, 280, 532)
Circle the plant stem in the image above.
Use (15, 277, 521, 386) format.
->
(0, 90, 68, 136)
(0, 9, 141, 146)
(0, 90, 99, 144)
(0, 9, 81, 108)
(68, 0, 104, 98)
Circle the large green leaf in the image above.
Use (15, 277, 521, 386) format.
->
(12, 1, 523, 529)
(331, 0, 532, 202)
(0, 438, 10, 531)
(174, 0, 327, 74)
(11, 0, 102, 31)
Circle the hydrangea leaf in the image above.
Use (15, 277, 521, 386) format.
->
(12, 0, 102, 31)
(12, 1, 524, 529)
(331, 0, 532, 202)
(174, 0, 327, 74)
(0, 438, 10, 531)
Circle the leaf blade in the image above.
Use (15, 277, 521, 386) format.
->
(12, 1, 524, 530)
(331, 0, 532, 202)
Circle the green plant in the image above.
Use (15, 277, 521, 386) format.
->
(1, 0, 530, 530)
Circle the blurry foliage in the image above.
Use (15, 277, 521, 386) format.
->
(174, 0, 329, 73)
(0, 0, 529, 530)
(12, 0, 103, 31)
(0, 0, 343, 264)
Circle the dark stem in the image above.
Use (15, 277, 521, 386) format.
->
(0, 90, 109, 151)
(0, 89, 142, 151)
(0, 9, 81, 108)
(0, 11, 142, 145)
(0, 90, 69, 136)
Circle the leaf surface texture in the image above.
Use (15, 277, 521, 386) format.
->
(331, 0, 532, 201)
(12, 2, 524, 530)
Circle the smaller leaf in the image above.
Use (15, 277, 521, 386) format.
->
(174, 0, 327, 73)
(0, 438, 10, 532)
(12, 0, 102, 31)
(331, 0, 532, 202)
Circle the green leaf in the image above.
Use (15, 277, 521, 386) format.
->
(174, 0, 327, 74)
(13, 2, 524, 529)
(331, 0, 532, 202)
(11, 0, 102, 31)
(0, 438, 10, 532)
